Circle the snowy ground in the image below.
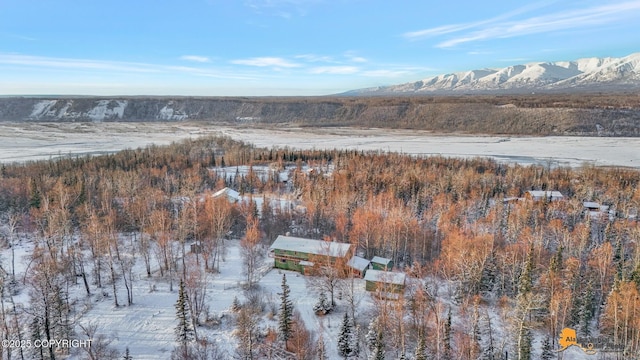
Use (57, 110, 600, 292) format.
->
(0, 122, 638, 168)
(0, 232, 374, 359)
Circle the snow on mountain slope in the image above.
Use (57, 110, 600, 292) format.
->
(348, 53, 640, 95)
(28, 99, 128, 121)
(86, 100, 127, 121)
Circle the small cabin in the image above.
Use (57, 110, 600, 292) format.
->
(212, 187, 241, 203)
(584, 201, 613, 220)
(370, 256, 393, 271)
(364, 270, 406, 294)
(347, 256, 370, 278)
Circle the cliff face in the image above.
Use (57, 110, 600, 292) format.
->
(0, 97, 347, 123)
(1, 96, 640, 136)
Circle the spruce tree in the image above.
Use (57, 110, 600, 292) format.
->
(444, 308, 452, 359)
(278, 274, 294, 348)
(517, 326, 532, 360)
(174, 280, 195, 346)
(313, 292, 332, 315)
(549, 246, 563, 274)
(123, 347, 133, 360)
(540, 336, 554, 360)
(368, 330, 384, 360)
(631, 261, 640, 289)
(351, 322, 361, 357)
(414, 335, 427, 360)
(518, 243, 535, 296)
(365, 317, 380, 352)
(338, 312, 353, 358)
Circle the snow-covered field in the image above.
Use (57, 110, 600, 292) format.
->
(0, 122, 638, 168)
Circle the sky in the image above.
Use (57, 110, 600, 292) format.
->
(0, 0, 639, 96)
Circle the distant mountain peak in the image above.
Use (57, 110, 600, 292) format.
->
(345, 53, 640, 95)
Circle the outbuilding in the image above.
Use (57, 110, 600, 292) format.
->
(364, 269, 406, 294)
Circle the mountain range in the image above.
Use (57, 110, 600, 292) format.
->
(345, 53, 640, 95)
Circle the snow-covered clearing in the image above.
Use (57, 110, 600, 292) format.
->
(0, 231, 375, 359)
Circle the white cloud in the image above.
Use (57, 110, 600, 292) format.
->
(361, 69, 410, 77)
(295, 54, 334, 62)
(0, 54, 160, 73)
(180, 55, 211, 63)
(310, 66, 359, 74)
(0, 53, 255, 80)
(411, 1, 640, 48)
(403, 1, 553, 40)
(231, 57, 301, 68)
(404, 23, 480, 39)
(349, 56, 367, 63)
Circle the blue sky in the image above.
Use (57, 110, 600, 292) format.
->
(1, 0, 639, 96)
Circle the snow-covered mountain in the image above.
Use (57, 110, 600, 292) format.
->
(346, 53, 640, 95)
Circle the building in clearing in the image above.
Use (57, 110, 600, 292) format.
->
(370, 256, 393, 271)
(364, 270, 406, 294)
(347, 256, 370, 278)
(269, 235, 352, 274)
(525, 190, 564, 202)
(212, 187, 241, 203)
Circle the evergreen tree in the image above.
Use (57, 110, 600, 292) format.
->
(278, 274, 294, 348)
(517, 326, 532, 360)
(414, 335, 427, 360)
(368, 330, 384, 360)
(480, 255, 497, 293)
(338, 312, 354, 358)
(365, 317, 380, 352)
(540, 337, 554, 360)
(444, 308, 452, 359)
(631, 261, 640, 289)
(30, 316, 45, 360)
(351, 323, 361, 357)
(613, 238, 624, 281)
(578, 280, 595, 337)
(29, 178, 41, 209)
(549, 246, 563, 274)
(518, 243, 535, 296)
(313, 292, 333, 315)
(123, 347, 133, 360)
(174, 280, 195, 346)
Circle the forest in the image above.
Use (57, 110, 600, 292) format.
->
(0, 135, 639, 359)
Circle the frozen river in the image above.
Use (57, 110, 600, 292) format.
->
(0, 122, 638, 168)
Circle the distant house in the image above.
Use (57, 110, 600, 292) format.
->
(364, 270, 406, 294)
(370, 256, 393, 271)
(212, 187, 240, 203)
(584, 201, 613, 220)
(269, 235, 351, 274)
(347, 256, 370, 278)
(525, 190, 564, 202)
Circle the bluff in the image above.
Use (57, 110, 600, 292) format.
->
(1, 95, 639, 136)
